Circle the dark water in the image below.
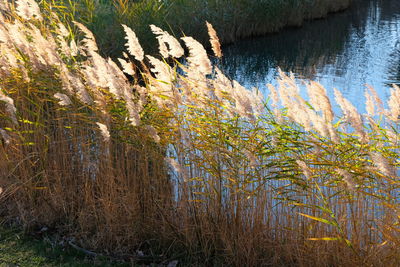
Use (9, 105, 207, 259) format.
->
(219, 0, 400, 113)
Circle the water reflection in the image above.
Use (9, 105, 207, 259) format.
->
(219, 0, 400, 113)
(387, 43, 400, 85)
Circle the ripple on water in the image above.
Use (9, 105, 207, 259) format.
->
(219, 0, 400, 114)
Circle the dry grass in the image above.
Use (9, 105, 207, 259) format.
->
(0, 1, 399, 266)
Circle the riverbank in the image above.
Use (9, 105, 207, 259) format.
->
(56, 0, 352, 57)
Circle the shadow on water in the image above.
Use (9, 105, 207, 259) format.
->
(219, 0, 400, 112)
(388, 41, 400, 86)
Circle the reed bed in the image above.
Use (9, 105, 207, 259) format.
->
(43, 0, 352, 57)
(0, 0, 399, 266)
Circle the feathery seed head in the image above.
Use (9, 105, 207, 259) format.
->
(336, 169, 355, 191)
(296, 160, 312, 180)
(244, 149, 259, 168)
(54, 93, 72, 106)
(74, 21, 98, 52)
(365, 90, 375, 117)
(0, 90, 17, 125)
(150, 25, 184, 58)
(206, 21, 222, 58)
(366, 84, 384, 114)
(306, 81, 334, 122)
(334, 88, 366, 142)
(122, 24, 144, 61)
(181, 36, 212, 75)
(57, 23, 70, 38)
(96, 122, 110, 142)
(165, 157, 184, 174)
(388, 84, 400, 122)
(16, 0, 43, 21)
(370, 152, 396, 178)
(144, 125, 160, 143)
(146, 55, 178, 107)
(117, 58, 135, 76)
(0, 128, 11, 145)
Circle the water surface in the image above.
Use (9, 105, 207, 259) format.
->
(220, 0, 400, 113)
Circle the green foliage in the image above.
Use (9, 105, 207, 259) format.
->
(42, 0, 351, 57)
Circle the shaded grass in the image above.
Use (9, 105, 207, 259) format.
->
(0, 224, 129, 267)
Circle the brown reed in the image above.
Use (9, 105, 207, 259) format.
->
(0, 1, 399, 266)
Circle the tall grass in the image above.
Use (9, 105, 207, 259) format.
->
(42, 0, 352, 57)
(1, 0, 400, 266)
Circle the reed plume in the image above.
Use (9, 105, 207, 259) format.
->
(150, 24, 184, 58)
(206, 21, 222, 58)
(122, 24, 144, 61)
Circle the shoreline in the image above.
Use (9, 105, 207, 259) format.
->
(70, 0, 353, 57)
(215, 0, 352, 47)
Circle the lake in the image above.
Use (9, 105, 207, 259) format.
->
(219, 0, 400, 113)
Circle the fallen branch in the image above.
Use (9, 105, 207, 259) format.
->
(68, 240, 98, 257)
